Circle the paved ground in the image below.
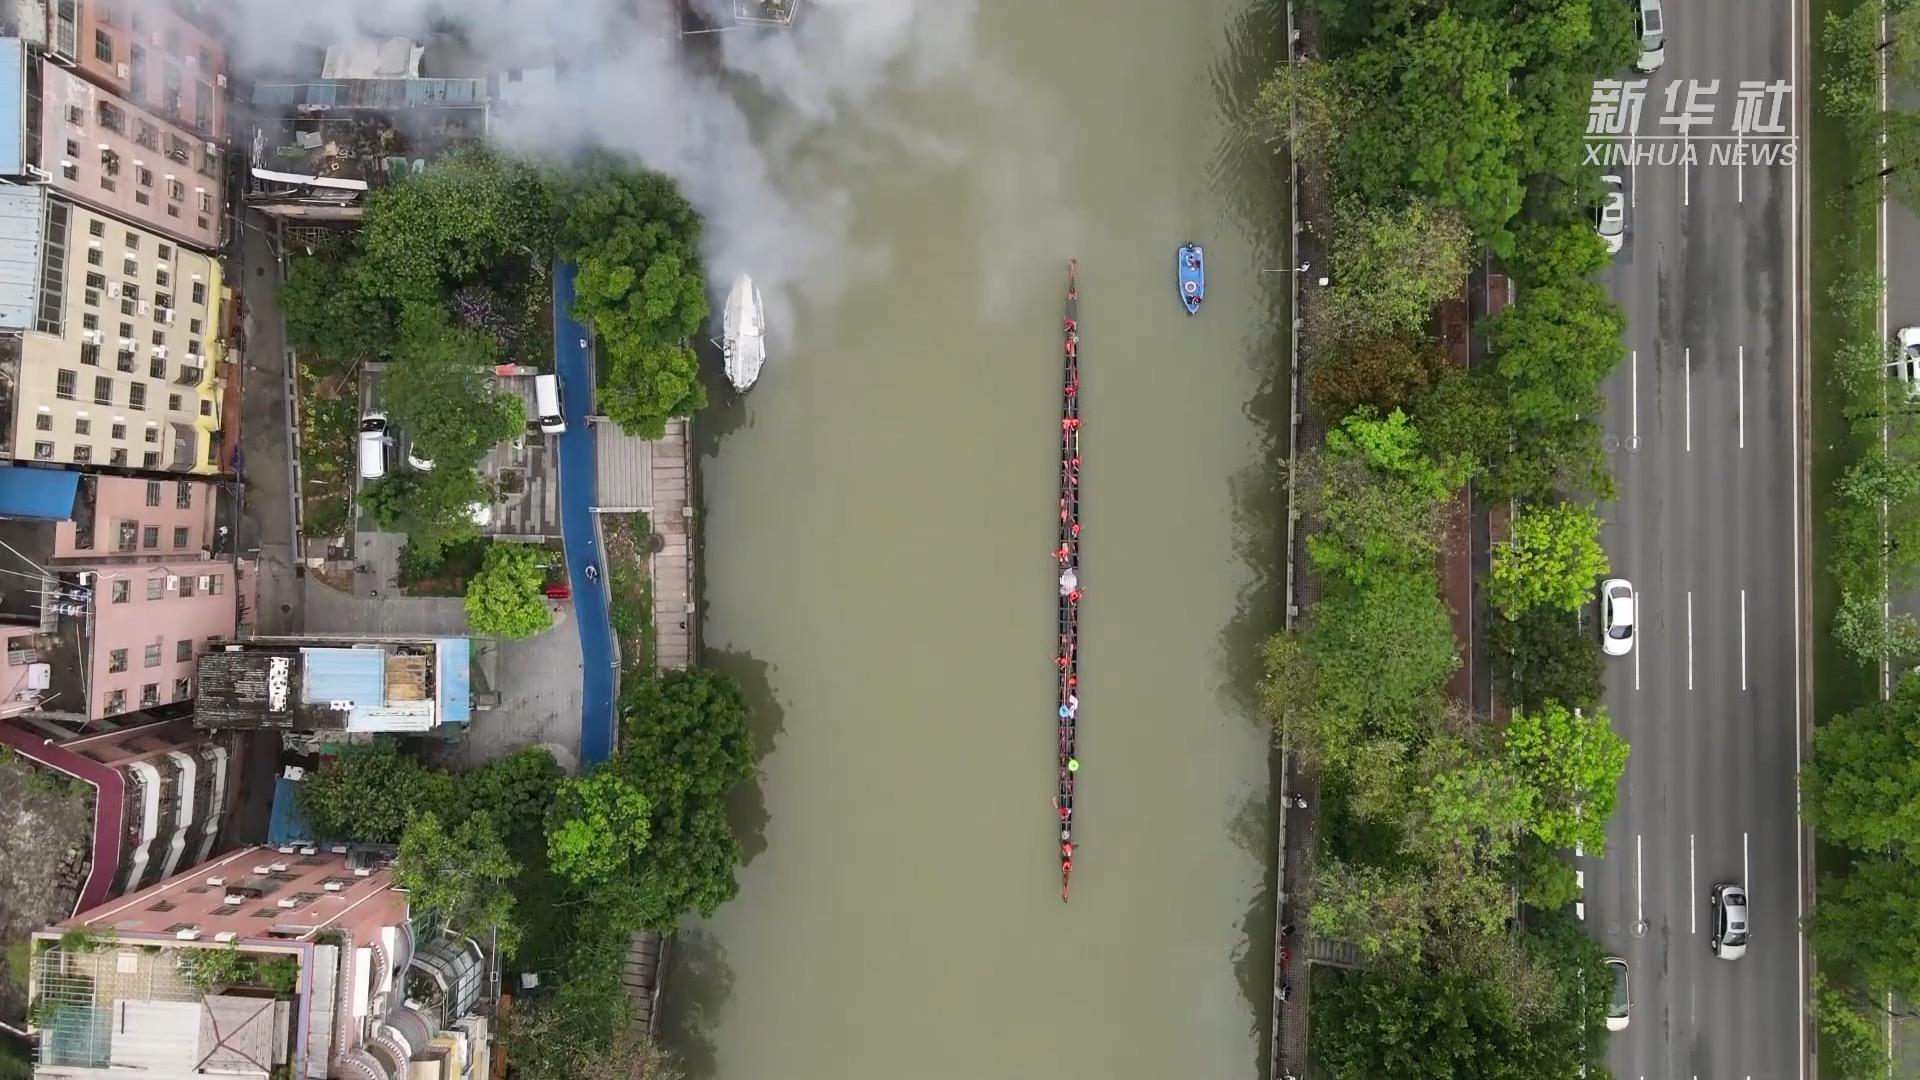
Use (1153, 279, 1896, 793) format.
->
(234, 217, 303, 636)
(651, 419, 694, 671)
(1585, 3, 1808, 1077)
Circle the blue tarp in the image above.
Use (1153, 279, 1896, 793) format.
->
(0, 39, 25, 176)
(267, 775, 314, 846)
(435, 638, 470, 725)
(0, 466, 81, 521)
(554, 263, 616, 764)
(300, 647, 385, 705)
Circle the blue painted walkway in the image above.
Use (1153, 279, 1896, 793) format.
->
(553, 262, 617, 765)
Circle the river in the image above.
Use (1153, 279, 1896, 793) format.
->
(667, 3, 1292, 1077)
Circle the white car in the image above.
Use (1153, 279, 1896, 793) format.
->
(1597, 176, 1626, 255)
(1634, 0, 1666, 73)
(1604, 957, 1631, 1031)
(406, 439, 435, 472)
(1601, 578, 1635, 657)
(1893, 327, 1920, 399)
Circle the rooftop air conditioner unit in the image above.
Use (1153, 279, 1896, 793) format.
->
(299, 846, 317, 856)
(138, 301, 149, 315)
(276, 897, 297, 908)
(205, 141, 217, 155)
(323, 882, 343, 892)
(151, 345, 166, 359)
(213, 931, 236, 943)
(276, 846, 294, 854)
(353, 867, 371, 877)
(162, 309, 175, 324)
(86, 239, 99, 249)
(166, 575, 178, 591)
(224, 893, 244, 904)
(269, 862, 288, 872)
(174, 928, 200, 940)
(205, 875, 225, 886)
(107, 282, 120, 297)
(116, 64, 128, 79)
(215, 74, 226, 88)
(251, 864, 270, 874)
(83, 330, 101, 344)
(330, 845, 348, 854)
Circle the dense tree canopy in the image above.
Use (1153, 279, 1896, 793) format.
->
(396, 812, 523, 956)
(1321, 198, 1473, 338)
(279, 252, 394, 368)
(382, 305, 526, 471)
(296, 738, 457, 843)
(358, 147, 553, 303)
(1503, 702, 1628, 854)
(1490, 501, 1611, 615)
(465, 543, 554, 639)
(546, 771, 654, 888)
(1309, 333, 1447, 419)
(1805, 675, 1920, 852)
(1488, 604, 1604, 714)
(1485, 281, 1627, 429)
(361, 467, 492, 569)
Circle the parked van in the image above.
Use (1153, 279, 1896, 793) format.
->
(358, 412, 389, 480)
(534, 373, 566, 434)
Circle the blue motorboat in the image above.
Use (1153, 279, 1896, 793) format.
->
(1178, 244, 1205, 315)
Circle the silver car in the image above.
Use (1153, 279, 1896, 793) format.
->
(1604, 957, 1631, 1031)
(1634, 0, 1666, 73)
(1711, 883, 1749, 960)
(1601, 578, 1635, 657)
(1597, 176, 1626, 255)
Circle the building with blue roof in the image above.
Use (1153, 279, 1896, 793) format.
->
(193, 637, 473, 736)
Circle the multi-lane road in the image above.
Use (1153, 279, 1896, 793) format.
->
(1584, 0, 1808, 1077)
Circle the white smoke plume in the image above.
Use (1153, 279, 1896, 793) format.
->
(207, 0, 1015, 345)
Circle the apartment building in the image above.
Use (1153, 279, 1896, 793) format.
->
(0, 466, 251, 724)
(0, 38, 224, 249)
(49, 0, 226, 142)
(0, 184, 223, 473)
(24, 844, 493, 1080)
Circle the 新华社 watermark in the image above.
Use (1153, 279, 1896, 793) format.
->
(1585, 79, 1798, 167)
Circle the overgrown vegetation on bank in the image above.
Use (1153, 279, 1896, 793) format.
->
(297, 668, 753, 1080)
(1256, 0, 1636, 1073)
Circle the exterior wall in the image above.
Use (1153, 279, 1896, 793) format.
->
(67, 0, 225, 142)
(50, 473, 216, 556)
(62, 843, 406, 943)
(11, 197, 220, 473)
(78, 557, 235, 718)
(38, 58, 222, 248)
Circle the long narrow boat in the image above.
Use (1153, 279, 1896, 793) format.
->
(1055, 259, 1082, 902)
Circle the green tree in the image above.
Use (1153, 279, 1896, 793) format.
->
(1312, 961, 1597, 1080)
(358, 147, 553, 303)
(1513, 836, 1582, 910)
(452, 748, 564, 842)
(360, 467, 492, 569)
(1335, 11, 1526, 252)
(1503, 702, 1628, 854)
(1484, 280, 1627, 429)
(395, 811, 523, 956)
(278, 252, 394, 368)
(1297, 437, 1450, 588)
(1320, 198, 1473, 338)
(1308, 333, 1448, 419)
(1815, 855, 1920, 999)
(597, 339, 705, 440)
(546, 771, 654, 887)
(382, 305, 526, 471)
(1409, 367, 1510, 475)
(1489, 501, 1610, 615)
(610, 669, 756, 931)
(1833, 589, 1920, 663)
(1253, 57, 1351, 162)
(296, 738, 458, 843)
(1486, 605, 1604, 714)
(1293, 570, 1460, 769)
(1484, 415, 1616, 504)
(506, 991, 683, 1080)
(1804, 673, 1920, 851)
(464, 543, 554, 639)
(1504, 218, 1610, 290)
(1813, 975, 1890, 1080)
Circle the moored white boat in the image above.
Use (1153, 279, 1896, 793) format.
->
(722, 274, 767, 391)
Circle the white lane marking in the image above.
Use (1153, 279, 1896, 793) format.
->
(1745, 830, 1751, 887)
(1798, 0, 1811, 1071)
(1690, 833, 1697, 934)
(1739, 344, 1747, 449)
(1685, 347, 1693, 452)
(1687, 589, 1695, 690)
(1634, 624, 1641, 690)
(1741, 588, 1749, 691)
(1739, 157, 1746, 203)
(1631, 349, 1639, 439)
(1636, 834, 1645, 930)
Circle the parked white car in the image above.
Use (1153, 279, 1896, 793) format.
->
(1601, 578, 1635, 657)
(1892, 327, 1920, 399)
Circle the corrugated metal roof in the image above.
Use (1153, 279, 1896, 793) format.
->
(0, 38, 25, 175)
(435, 638, 469, 725)
(300, 647, 386, 706)
(0, 183, 43, 330)
(0, 464, 79, 520)
(252, 78, 487, 111)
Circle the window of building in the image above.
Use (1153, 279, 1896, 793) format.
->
(155, 292, 170, 310)
(54, 369, 75, 400)
(175, 575, 193, 598)
(118, 321, 132, 339)
(189, 318, 201, 334)
(155, 268, 169, 289)
(209, 574, 224, 595)
(141, 524, 157, 549)
(165, 204, 178, 218)
(112, 580, 128, 603)
(79, 342, 98, 367)
(175, 639, 192, 663)
(111, 422, 125, 440)
(145, 481, 160, 506)
(176, 481, 191, 508)
(64, 106, 82, 128)
(143, 451, 159, 468)
(110, 448, 126, 466)
(135, 166, 151, 188)
(115, 348, 134, 373)
(167, 393, 180, 412)
(115, 521, 137, 552)
(73, 417, 89, 435)
(173, 675, 189, 699)
(149, 356, 164, 379)
(146, 576, 162, 600)
(93, 375, 112, 404)
(121, 258, 136, 279)
(32, 442, 52, 461)
(98, 176, 113, 192)
(191, 281, 205, 305)
(108, 648, 127, 672)
(87, 220, 103, 239)
(150, 329, 163, 346)
(188, 339, 201, 357)
(118, 295, 131, 314)
(93, 28, 112, 62)
(171, 526, 187, 549)
(84, 272, 105, 292)
(34, 414, 49, 432)
(199, 399, 212, 417)
(133, 190, 148, 206)
(143, 643, 160, 667)
(165, 178, 182, 202)
(81, 314, 97, 332)
(71, 444, 90, 464)
(105, 688, 126, 714)
(129, 383, 146, 410)
(85, 247, 100, 267)
(157, 243, 170, 260)
(61, 161, 78, 181)
(144, 425, 158, 444)
(140, 683, 158, 707)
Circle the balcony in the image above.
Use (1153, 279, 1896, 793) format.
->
(174, 365, 203, 386)
(168, 422, 198, 472)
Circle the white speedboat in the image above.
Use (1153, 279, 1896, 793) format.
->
(722, 274, 767, 391)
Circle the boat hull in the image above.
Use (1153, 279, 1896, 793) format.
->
(1177, 244, 1205, 315)
(722, 274, 768, 391)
